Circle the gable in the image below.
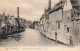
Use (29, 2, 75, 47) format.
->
(49, 1, 65, 14)
(63, 0, 72, 11)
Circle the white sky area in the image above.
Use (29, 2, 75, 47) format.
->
(63, 0, 72, 11)
(0, 0, 59, 22)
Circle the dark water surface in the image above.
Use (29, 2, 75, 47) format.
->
(0, 28, 63, 47)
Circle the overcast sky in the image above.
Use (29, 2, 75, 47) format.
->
(0, 0, 59, 22)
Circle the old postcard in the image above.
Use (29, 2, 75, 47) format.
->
(0, 0, 80, 51)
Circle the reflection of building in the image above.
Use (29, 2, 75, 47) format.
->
(39, 0, 80, 45)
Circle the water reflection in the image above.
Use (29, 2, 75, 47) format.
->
(0, 33, 22, 42)
(0, 28, 63, 47)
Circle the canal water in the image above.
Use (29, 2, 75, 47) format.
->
(0, 28, 63, 47)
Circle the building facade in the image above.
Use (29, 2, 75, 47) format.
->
(39, 0, 80, 45)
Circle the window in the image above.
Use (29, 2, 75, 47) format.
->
(67, 27, 69, 32)
(58, 22, 60, 29)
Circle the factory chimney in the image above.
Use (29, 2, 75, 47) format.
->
(17, 7, 19, 17)
(48, 0, 51, 10)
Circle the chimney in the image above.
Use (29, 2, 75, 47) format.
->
(17, 7, 19, 17)
(44, 7, 46, 13)
(48, 0, 51, 10)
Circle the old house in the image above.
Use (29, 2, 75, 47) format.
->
(0, 13, 6, 28)
(40, 15, 45, 31)
(41, 0, 80, 45)
(40, 0, 51, 32)
(0, 13, 6, 36)
(62, 0, 80, 45)
(39, 0, 80, 45)
(48, 0, 67, 43)
(6, 15, 18, 33)
(48, 0, 80, 45)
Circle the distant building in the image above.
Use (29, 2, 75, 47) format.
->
(0, 13, 6, 36)
(0, 12, 6, 28)
(33, 21, 40, 29)
(26, 20, 32, 28)
(15, 7, 27, 31)
(40, 0, 51, 32)
(6, 15, 18, 33)
(40, 15, 45, 31)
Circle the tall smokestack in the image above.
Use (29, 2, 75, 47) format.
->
(17, 7, 19, 17)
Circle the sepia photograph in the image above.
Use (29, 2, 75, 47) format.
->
(0, 0, 80, 51)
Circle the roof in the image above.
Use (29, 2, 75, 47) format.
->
(70, 0, 80, 7)
(74, 8, 80, 14)
(49, 0, 80, 14)
(70, 0, 80, 14)
(40, 15, 44, 20)
(60, 0, 80, 6)
(0, 14, 6, 21)
(6, 21, 13, 26)
(49, 1, 65, 14)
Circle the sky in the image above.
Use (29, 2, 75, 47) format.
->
(0, 0, 59, 22)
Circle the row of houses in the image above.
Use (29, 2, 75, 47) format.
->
(0, 7, 27, 38)
(35, 0, 80, 45)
